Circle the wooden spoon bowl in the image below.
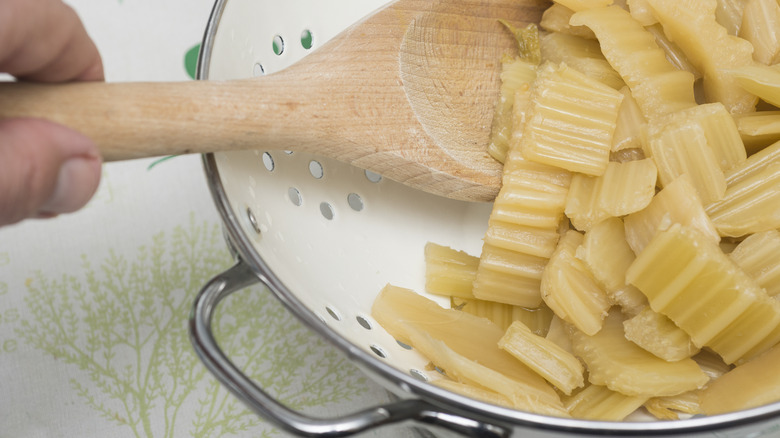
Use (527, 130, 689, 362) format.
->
(0, 0, 550, 202)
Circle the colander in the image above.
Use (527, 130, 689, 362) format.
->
(188, 0, 780, 436)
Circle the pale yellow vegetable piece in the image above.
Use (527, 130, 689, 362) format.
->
(569, 309, 709, 397)
(627, 0, 658, 26)
(488, 58, 538, 163)
(706, 162, 780, 237)
(644, 391, 702, 420)
(371, 285, 562, 398)
(407, 329, 569, 416)
(541, 230, 611, 335)
(645, 24, 702, 80)
(475, 145, 572, 308)
(520, 62, 623, 176)
(724, 137, 780, 187)
(540, 3, 597, 40)
(729, 230, 780, 297)
(424, 242, 478, 299)
(623, 174, 720, 256)
(623, 307, 700, 361)
(452, 297, 553, 335)
(564, 173, 610, 232)
(739, 0, 780, 65)
(564, 384, 649, 421)
(545, 315, 574, 354)
(499, 321, 585, 395)
(645, 0, 757, 114)
(570, 6, 697, 121)
(700, 343, 780, 415)
(653, 102, 746, 172)
(728, 63, 780, 109)
(539, 32, 624, 89)
(554, 0, 614, 11)
(647, 120, 727, 205)
(432, 379, 512, 408)
(612, 87, 647, 152)
(733, 111, 780, 154)
(577, 217, 648, 315)
(626, 223, 780, 364)
(715, 0, 749, 36)
(504, 85, 533, 162)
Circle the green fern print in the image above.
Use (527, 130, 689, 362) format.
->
(16, 215, 371, 437)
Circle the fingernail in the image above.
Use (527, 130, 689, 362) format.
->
(38, 155, 101, 216)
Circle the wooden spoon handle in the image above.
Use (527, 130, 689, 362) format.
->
(0, 79, 326, 161)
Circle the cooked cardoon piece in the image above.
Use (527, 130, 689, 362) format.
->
(626, 223, 780, 364)
(700, 344, 780, 415)
(570, 6, 697, 121)
(566, 159, 657, 231)
(644, 391, 702, 420)
(738, 0, 780, 65)
(647, 120, 727, 205)
(424, 242, 478, 299)
(408, 330, 569, 416)
(706, 163, 780, 237)
(645, 24, 701, 80)
(539, 3, 597, 39)
(499, 321, 584, 395)
(623, 307, 700, 361)
(724, 137, 780, 186)
(569, 309, 709, 397)
(488, 58, 537, 163)
(371, 284, 566, 415)
(564, 384, 649, 421)
(552, 0, 613, 11)
(645, 0, 757, 114)
(452, 297, 553, 335)
(714, 0, 748, 35)
(432, 379, 512, 408)
(650, 102, 746, 172)
(624, 175, 720, 256)
(520, 62, 623, 176)
(627, 0, 658, 26)
(474, 154, 571, 307)
(728, 64, 780, 109)
(611, 87, 647, 152)
(541, 230, 610, 335)
(539, 32, 624, 89)
(729, 230, 780, 296)
(733, 112, 780, 154)
(577, 217, 648, 315)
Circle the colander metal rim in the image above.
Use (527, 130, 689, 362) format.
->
(194, 0, 780, 435)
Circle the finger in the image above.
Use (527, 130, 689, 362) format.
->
(0, 0, 103, 82)
(0, 118, 102, 226)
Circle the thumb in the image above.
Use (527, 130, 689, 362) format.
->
(0, 118, 102, 226)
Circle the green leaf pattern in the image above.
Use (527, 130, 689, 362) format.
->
(13, 215, 371, 437)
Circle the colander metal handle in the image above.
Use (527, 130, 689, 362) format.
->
(189, 261, 510, 438)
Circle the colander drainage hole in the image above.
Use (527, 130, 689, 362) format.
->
(325, 306, 341, 321)
(396, 340, 412, 350)
(309, 160, 324, 179)
(272, 35, 285, 55)
(409, 369, 428, 382)
(370, 345, 387, 359)
(288, 187, 302, 206)
(364, 170, 382, 183)
(246, 207, 262, 234)
(320, 202, 334, 220)
(262, 152, 274, 171)
(300, 29, 314, 50)
(347, 193, 363, 212)
(356, 315, 372, 330)
(253, 63, 265, 76)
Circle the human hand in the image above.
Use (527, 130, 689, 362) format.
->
(0, 0, 103, 226)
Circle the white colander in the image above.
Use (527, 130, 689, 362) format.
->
(189, 0, 780, 436)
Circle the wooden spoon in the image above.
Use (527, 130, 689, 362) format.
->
(0, 0, 549, 202)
